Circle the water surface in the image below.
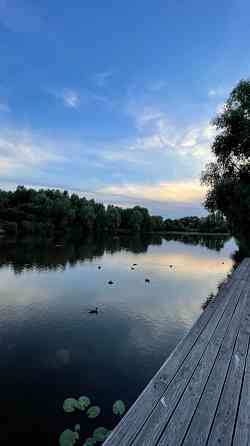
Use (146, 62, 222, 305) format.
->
(0, 234, 237, 444)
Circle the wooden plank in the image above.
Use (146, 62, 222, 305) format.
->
(160, 286, 250, 446)
(181, 267, 250, 446)
(233, 310, 250, 446)
(104, 266, 245, 445)
(206, 320, 250, 444)
(156, 289, 248, 446)
(130, 279, 246, 446)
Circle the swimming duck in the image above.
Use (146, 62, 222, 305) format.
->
(89, 307, 98, 314)
(145, 278, 150, 283)
(108, 280, 114, 285)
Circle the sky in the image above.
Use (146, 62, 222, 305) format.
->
(0, 0, 249, 217)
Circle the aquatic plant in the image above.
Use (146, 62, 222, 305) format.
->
(60, 394, 124, 444)
(93, 427, 110, 442)
(113, 400, 126, 416)
(77, 396, 91, 410)
(59, 429, 79, 446)
(63, 398, 78, 413)
(87, 406, 101, 419)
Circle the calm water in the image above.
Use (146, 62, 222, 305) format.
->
(0, 234, 237, 444)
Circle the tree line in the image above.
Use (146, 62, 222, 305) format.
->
(0, 186, 228, 238)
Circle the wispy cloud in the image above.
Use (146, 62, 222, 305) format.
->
(47, 87, 116, 109)
(208, 87, 227, 98)
(216, 102, 225, 114)
(93, 70, 113, 87)
(122, 104, 215, 162)
(0, 126, 65, 177)
(127, 104, 166, 130)
(47, 87, 80, 109)
(99, 180, 206, 205)
(59, 89, 80, 109)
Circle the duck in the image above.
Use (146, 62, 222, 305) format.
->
(98, 266, 101, 269)
(145, 278, 150, 283)
(133, 263, 138, 266)
(169, 265, 173, 268)
(108, 280, 114, 285)
(89, 307, 98, 314)
(131, 267, 135, 270)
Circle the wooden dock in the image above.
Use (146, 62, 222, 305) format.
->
(104, 258, 250, 446)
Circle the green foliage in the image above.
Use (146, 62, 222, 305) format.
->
(63, 398, 78, 413)
(163, 213, 228, 234)
(93, 427, 110, 442)
(2, 221, 18, 235)
(77, 396, 91, 410)
(151, 216, 164, 232)
(112, 400, 126, 416)
(61, 393, 126, 445)
(0, 186, 229, 238)
(106, 205, 121, 231)
(87, 406, 101, 419)
(201, 79, 250, 251)
(59, 429, 79, 446)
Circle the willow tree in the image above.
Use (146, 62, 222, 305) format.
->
(201, 79, 250, 252)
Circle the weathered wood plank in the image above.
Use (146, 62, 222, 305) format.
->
(104, 265, 244, 445)
(156, 286, 250, 446)
(206, 318, 250, 444)
(131, 279, 246, 446)
(181, 265, 250, 446)
(233, 312, 250, 446)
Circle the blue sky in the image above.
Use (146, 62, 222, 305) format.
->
(0, 0, 249, 217)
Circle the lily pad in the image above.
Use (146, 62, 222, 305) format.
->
(63, 398, 78, 413)
(113, 400, 126, 416)
(77, 395, 91, 411)
(82, 438, 97, 446)
(87, 405, 101, 419)
(93, 427, 110, 442)
(59, 429, 79, 446)
(75, 424, 80, 431)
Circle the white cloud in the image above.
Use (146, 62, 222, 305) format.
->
(216, 102, 225, 114)
(99, 180, 206, 205)
(122, 104, 215, 163)
(61, 89, 80, 108)
(47, 87, 116, 109)
(0, 127, 65, 176)
(48, 88, 80, 109)
(125, 103, 165, 130)
(208, 87, 228, 98)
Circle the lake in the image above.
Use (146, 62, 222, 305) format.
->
(0, 234, 237, 444)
